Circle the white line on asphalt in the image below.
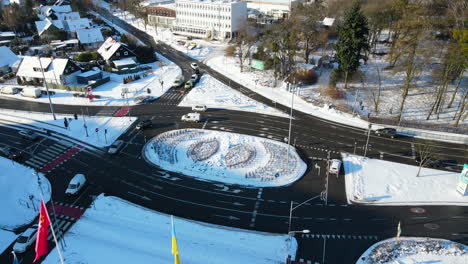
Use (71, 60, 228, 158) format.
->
(249, 188, 263, 228)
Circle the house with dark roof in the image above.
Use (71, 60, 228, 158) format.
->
(97, 37, 137, 69)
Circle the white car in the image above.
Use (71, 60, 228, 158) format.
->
(13, 227, 37, 253)
(190, 63, 199, 70)
(65, 174, 87, 196)
(328, 159, 342, 174)
(108, 140, 125, 154)
(19, 129, 39, 140)
(181, 113, 201, 122)
(192, 105, 207, 112)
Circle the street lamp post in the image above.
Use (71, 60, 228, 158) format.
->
(364, 123, 372, 157)
(287, 229, 310, 264)
(37, 56, 56, 120)
(288, 194, 321, 233)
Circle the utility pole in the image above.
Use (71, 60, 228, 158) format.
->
(364, 124, 372, 157)
(37, 56, 56, 120)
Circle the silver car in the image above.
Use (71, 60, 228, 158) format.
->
(19, 129, 39, 140)
(108, 140, 124, 154)
(13, 227, 37, 253)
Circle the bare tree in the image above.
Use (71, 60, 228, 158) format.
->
(415, 139, 437, 177)
(231, 23, 256, 72)
(454, 89, 467, 128)
(295, 2, 324, 63)
(370, 65, 382, 114)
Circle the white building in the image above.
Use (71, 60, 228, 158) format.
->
(173, 0, 247, 40)
(246, 0, 301, 19)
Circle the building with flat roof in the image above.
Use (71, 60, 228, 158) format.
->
(173, 0, 247, 40)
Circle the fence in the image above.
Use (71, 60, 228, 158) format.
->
(46, 76, 110, 91)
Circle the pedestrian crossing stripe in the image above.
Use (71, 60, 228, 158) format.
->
(302, 234, 378, 240)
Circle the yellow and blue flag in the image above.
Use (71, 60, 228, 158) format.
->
(171, 216, 181, 264)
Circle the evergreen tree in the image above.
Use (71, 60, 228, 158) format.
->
(334, 0, 369, 88)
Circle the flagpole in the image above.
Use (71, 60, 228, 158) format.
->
(396, 221, 401, 239)
(36, 172, 66, 264)
(11, 251, 18, 264)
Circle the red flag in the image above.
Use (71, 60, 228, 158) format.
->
(33, 200, 50, 262)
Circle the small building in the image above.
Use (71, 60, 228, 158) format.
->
(0, 31, 16, 46)
(38, 5, 73, 17)
(97, 37, 136, 63)
(0, 46, 20, 75)
(16, 56, 81, 85)
(173, 0, 247, 40)
(147, 6, 176, 28)
(322, 17, 335, 27)
(64, 18, 91, 33)
(112, 58, 137, 70)
(246, 0, 300, 20)
(76, 70, 102, 85)
(76, 28, 104, 49)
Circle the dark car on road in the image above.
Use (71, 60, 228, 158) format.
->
(0, 144, 22, 161)
(375, 128, 397, 138)
(136, 120, 152, 130)
(18, 129, 39, 141)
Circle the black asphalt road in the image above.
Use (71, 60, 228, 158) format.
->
(0, 7, 467, 264)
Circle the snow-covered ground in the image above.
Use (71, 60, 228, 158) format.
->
(0, 156, 51, 230)
(343, 154, 468, 205)
(0, 109, 135, 148)
(43, 194, 296, 264)
(0, 229, 16, 256)
(206, 56, 372, 130)
(0, 55, 181, 106)
(357, 237, 468, 264)
(179, 74, 288, 118)
(144, 129, 306, 187)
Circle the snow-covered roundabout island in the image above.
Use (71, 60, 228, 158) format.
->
(357, 237, 468, 264)
(144, 129, 307, 187)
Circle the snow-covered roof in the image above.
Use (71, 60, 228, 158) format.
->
(35, 19, 65, 36)
(113, 58, 136, 67)
(65, 18, 90, 32)
(322, 17, 335, 27)
(39, 5, 72, 16)
(77, 70, 100, 78)
(0, 32, 15, 38)
(0, 47, 19, 68)
(50, 39, 79, 46)
(16, 56, 78, 79)
(55, 12, 81, 21)
(76, 28, 104, 44)
(98, 37, 124, 61)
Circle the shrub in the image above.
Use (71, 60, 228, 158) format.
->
(329, 69, 341, 87)
(224, 45, 236, 57)
(289, 69, 319, 85)
(322, 85, 345, 100)
(101, 28, 114, 38)
(76, 51, 100, 62)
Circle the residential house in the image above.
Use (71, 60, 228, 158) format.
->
(38, 5, 72, 18)
(173, 0, 247, 40)
(35, 19, 66, 40)
(16, 56, 81, 85)
(0, 31, 16, 46)
(77, 28, 104, 49)
(65, 18, 91, 33)
(77, 70, 102, 85)
(0, 46, 20, 75)
(97, 37, 136, 65)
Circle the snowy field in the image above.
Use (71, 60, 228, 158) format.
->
(0, 109, 135, 148)
(357, 237, 468, 264)
(179, 74, 288, 118)
(144, 129, 307, 187)
(43, 195, 296, 264)
(343, 154, 468, 205)
(0, 156, 51, 252)
(0, 55, 181, 106)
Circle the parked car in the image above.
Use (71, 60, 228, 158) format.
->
(172, 78, 183, 88)
(13, 227, 37, 253)
(415, 158, 458, 169)
(21, 88, 42, 98)
(328, 159, 342, 174)
(190, 63, 199, 70)
(108, 140, 125, 154)
(65, 174, 87, 196)
(1, 86, 20, 94)
(0, 144, 22, 161)
(192, 105, 207, 112)
(193, 68, 200, 75)
(19, 129, 39, 140)
(190, 74, 200, 84)
(134, 95, 157, 104)
(375, 128, 397, 139)
(136, 120, 152, 130)
(184, 80, 193, 90)
(181, 113, 201, 123)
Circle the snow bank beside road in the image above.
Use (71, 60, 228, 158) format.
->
(144, 129, 306, 187)
(357, 237, 468, 264)
(43, 195, 296, 264)
(0, 157, 51, 230)
(179, 74, 288, 118)
(0, 109, 135, 148)
(343, 154, 468, 206)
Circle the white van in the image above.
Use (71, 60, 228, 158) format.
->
(1, 86, 19, 95)
(65, 174, 86, 195)
(181, 112, 201, 122)
(328, 159, 342, 174)
(21, 88, 41, 98)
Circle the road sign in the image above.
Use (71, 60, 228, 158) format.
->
(250, 59, 264, 70)
(95, 128, 99, 132)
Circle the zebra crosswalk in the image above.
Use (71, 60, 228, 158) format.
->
(25, 142, 72, 170)
(301, 233, 379, 240)
(158, 90, 186, 103)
